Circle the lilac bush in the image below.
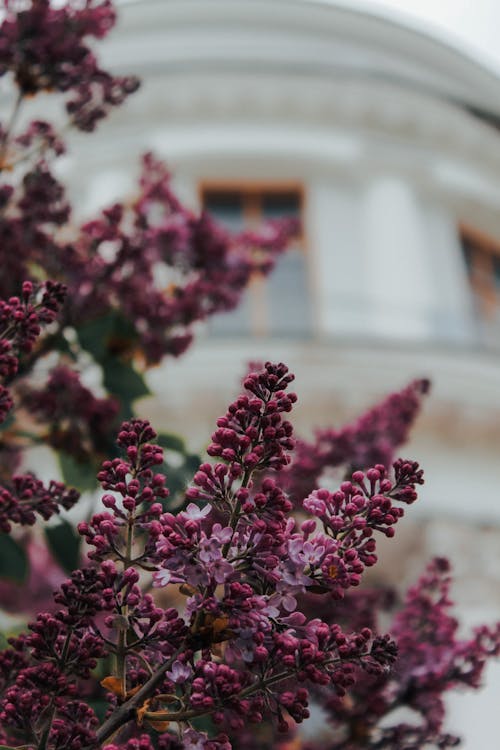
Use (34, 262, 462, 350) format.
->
(0, 2, 498, 749)
(0, 358, 498, 749)
(0, 0, 295, 495)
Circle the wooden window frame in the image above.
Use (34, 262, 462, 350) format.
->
(460, 223, 500, 319)
(199, 181, 309, 338)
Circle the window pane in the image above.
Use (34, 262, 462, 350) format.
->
(262, 192, 301, 219)
(203, 186, 312, 338)
(262, 191, 312, 337)
(209, 291, 253, 337)
(459, 225, 500, 349)
(461, 238, 473, 274)
(203, 191, 244, 231)
(267, 247, 312, 336)
(493, 255, 500, 292)
(203, 190, 249, 335)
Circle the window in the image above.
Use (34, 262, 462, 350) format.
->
(459, 223, 500, 348)
(460, 223, 500, 321)
(202, 184, 312, 338)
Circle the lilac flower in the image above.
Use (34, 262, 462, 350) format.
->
(287, 378, 430, 501)
(287, 538, 325, 566)
(182, 503, 212, 521)
(303, 489, 328, 516)
(209, 558, 235, 585)
(152, 567, 174, 588)
(166, 660, 193, 684)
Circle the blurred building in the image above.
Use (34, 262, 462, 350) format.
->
(66, 1, 500, 744)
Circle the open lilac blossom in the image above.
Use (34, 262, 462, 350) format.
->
(166, 661, 193, 685)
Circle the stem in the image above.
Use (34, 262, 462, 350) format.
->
(3, 119, 72, 173)
(221, 467, 251, 558)
(36, 631, 73, 750)
(96, 392, 284, 743)
(38, 708, 57, 750)
(191, 466, 254, 635)
(95, 648, 183, 744)
(116, 508, 135, 696)
(126, 658, 346, 727)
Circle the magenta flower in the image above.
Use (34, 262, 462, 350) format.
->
(166, 660, 193, 684)
(182, 503, 212, 521)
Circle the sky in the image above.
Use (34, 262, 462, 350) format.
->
(325, 0, 500, 73)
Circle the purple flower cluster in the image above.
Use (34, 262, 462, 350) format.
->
(0, 281, 79, 531)
(0, 600, 105, 748)
(0, 361, 497, 750)
(298, 460, 423, 599)
(0, 0, 139, 130)
(79, 419, 169, 564)
(141, 364, 400, 744)
(0, 281, 66, 355)
(23, 366, 119, 461)
(68, 154, 296, 364)
(0, 474, 79, 533)
(287, 378, 429, 501)
(0, 280, 66, 411)
(300, 558, 500, 749)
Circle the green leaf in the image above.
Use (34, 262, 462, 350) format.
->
(101, 357, 151, 404)
(76, 313, 115, 361)
(50, 330, 76, 359)
(185, 453, 202, 472)
(87, 700, 109, 723)
(76, 311, 137, 363)
(161, 452, 201, 500)
(157, 432, 186, 454)
(161, 463, 186, 497)
(59, 452, 98, 492)
(45, 520, 81, 574)
(0, 413, 14, 432)
(0, 535, 28, 583)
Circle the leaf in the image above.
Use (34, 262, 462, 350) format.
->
(87, 700, 109, 723)
(0, 413, 14, 433)
(158, 452, 202, 503)
(185, 453, 202, 472)
(59, 452, 97, 492)
(77, 312, 150, 414)
(77, 311, 137, 363)
(157, 432, 186, 454)
(45, 520, 81, 574)
(101, 357, 151, 404)
(161, 464, 185, 497)
(76, 314, 115, 361)
(0, 535, 28, 583)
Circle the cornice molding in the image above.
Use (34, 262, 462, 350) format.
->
(73, 71, 500, 186)
(105, 0, 500, 118)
